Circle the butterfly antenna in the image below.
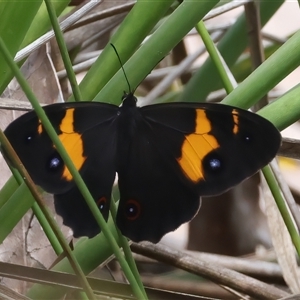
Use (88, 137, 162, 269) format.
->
(110, 43, 132, 94)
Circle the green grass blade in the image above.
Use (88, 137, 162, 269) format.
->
(0, 176, 19, 209)
(259, 83, 300, 130)
(110, 199, 146, 297)
(222, 30, 300, 109)
(258, 86, 300, 257)
(178, 0, 284, 102)
(0, 183, 34, 243)
(27, 218, 121, 299)
(0, 35, 145, 299)
(44, 0, 82, 102)
(0, 0, 43, 93)
(96, 0, 219, 104)
(20, 0, 70, 48)
(196, 20, 235, 94)
(69, 0, 174, 102)
(31, 202, 64, 255)
(262, 166, 300, 257)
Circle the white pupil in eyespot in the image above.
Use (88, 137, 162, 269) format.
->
(49, 157, 60, 169)
(209, 158, 221, 170)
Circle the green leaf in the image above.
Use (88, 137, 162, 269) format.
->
(177, 0, 284, 102)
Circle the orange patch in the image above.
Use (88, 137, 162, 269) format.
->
(58, 109, 86, 181)
(232, 109, 239, 134)
(177, 109, 219, 182)
(37, 121, 43, 134)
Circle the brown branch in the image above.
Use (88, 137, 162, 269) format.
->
(279, 137, 300, 160)
(131, 242, 291, 300)
(0, 284, 30, 300)
(244, 1, 268, 110)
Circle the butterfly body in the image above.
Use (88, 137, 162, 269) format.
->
(4, 94, 281, 242)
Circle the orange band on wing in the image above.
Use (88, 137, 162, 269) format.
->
(177, 109, 219, 182)
(37, 121, 43, 134)
(58, 108, 86, 181)
(232, 109, 239, 134)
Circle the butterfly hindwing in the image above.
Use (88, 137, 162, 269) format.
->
(54, 167, 113, 238)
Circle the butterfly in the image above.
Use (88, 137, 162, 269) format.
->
(3, 93, 281, 243)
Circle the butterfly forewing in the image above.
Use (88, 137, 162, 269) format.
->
(142, 103, 281, 195)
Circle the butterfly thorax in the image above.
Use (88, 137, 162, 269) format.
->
(121, 92, 137, 108)
(117, 92, 144, 172)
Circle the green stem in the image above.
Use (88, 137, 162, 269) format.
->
(196, 21, 235, 94)
(0, 37, 144, 299)
(178, 0, 284, 102)
(2, 151, 62, 254)
(31, 202, 64, 255)
(44, 0, 82, 102)
(262, 166, 300, 257)
(222, 29, 300, 109)
(73, 0, 174, 102)
(110, 200, 147, 298)
(0, 129, 96, 300)
(95, 0, 219, 104)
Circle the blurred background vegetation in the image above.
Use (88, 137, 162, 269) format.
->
(0, 0, 300, 299)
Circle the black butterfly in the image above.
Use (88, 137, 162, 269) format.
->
(4, 92, 281, 242)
